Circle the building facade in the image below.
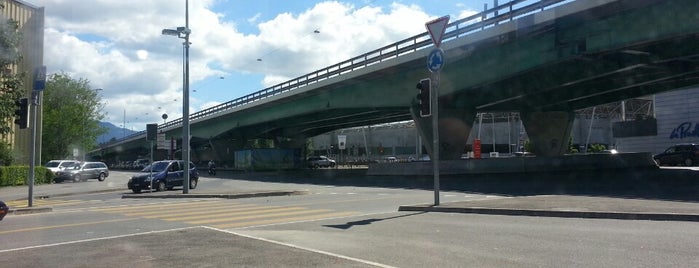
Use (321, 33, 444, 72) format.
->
(1, 0, 44, 164)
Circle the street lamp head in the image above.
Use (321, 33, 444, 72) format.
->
(163, 27, 191, 38)
(162, 28, 180, 36)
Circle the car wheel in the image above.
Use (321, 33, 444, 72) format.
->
(132, 188, 141, 194)
(73, 174, 81, 183)
(156, 181, 166, 192)
(190, 178, 198, 189)
(684, 158, 693, 166)
(313, 164, 319, 169)
(98, 173, 106, 181)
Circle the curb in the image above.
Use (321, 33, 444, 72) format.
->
(7, 207, 53, 215)
(398, 205, 699, 222)
(121, 190, 309, 199)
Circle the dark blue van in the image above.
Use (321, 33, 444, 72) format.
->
(127, 160, 199, 193)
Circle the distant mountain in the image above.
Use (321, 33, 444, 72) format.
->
(98, 122, 138, 144)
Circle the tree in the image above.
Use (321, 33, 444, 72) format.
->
(42, 73, 106, 161)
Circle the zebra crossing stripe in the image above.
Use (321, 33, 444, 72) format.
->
(187, 209, 333, 225)
(92, 200, 220, 212)
(212, 211, 358, 229)
(119, 203, 258, 217)
(5, 199, 85, 208)
(160, 207, 305, 221)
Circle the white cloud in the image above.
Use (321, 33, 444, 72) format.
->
(35, 0, 456, 129)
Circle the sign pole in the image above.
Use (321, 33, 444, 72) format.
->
(425, 15, 449, 206)
(431, 72, 440, 206)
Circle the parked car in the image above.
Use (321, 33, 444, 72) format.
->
(55, 162, 110, 183)
(383, 156, 398, 162)
(307, 156, 336, 168)
(653, 143, 699, 166)
(44, 160, 80, 174)
(0, 201, 8, 221)
(127, 160, 199, 193)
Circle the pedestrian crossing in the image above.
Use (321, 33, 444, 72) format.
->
(4, 198, 88, 208)
(91, 200, 358, 229)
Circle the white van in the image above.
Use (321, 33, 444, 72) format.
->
(44, 160, 80, 174)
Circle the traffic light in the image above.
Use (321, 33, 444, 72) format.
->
(14, 97, 29, 129)
(416, 78, 431, 117)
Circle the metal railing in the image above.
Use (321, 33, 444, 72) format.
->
(106, 0, 573, 145)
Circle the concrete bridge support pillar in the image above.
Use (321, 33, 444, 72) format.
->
(276, 137, 307, 149)
(520, 110, 574, 157)
(411, 107, 475, 160)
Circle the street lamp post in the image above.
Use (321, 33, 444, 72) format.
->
(162, 0, 191, 194)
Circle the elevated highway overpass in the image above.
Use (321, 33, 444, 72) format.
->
(92, 0, 699, 165)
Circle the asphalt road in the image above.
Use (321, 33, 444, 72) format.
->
(2, 169, 699, 267)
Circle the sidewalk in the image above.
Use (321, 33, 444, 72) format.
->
(399, 195, 699, 222)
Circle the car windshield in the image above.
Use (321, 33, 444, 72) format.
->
(141, 161, 169, 172)
(44, 162, 59, 167)
(64, 162, 78, 168)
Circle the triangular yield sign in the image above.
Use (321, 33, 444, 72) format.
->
(425, 15, 450, 48)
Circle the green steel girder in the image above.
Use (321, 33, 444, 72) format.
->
(442, 0, 699, 113)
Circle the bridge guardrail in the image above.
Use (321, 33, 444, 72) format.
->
(104, 0, 571, 146)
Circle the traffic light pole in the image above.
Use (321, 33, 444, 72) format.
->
(28, 91, 39, 207)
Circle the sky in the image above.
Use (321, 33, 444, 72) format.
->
(31, 0, 491, 131)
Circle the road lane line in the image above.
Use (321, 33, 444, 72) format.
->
(205, 226, 396, 268)
(0, 218, 137, 235)
(0, 226, 200, 253)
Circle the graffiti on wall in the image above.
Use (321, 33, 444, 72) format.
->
(670, 122, 699, 139)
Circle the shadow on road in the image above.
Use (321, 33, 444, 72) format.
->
(323, 212, 428, 230)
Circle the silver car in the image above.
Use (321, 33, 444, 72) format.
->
(307, 156, 336, 168)
(55, 162, 110, 183)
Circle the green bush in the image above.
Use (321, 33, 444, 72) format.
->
(0, 166, 54, 187)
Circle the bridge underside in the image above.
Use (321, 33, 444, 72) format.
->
(413, 0, 699, 159)
(93, 0, 699, 164)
